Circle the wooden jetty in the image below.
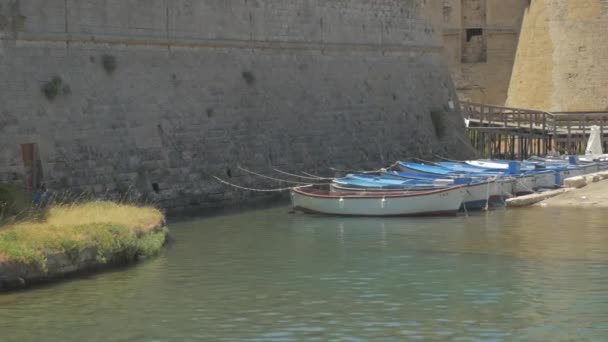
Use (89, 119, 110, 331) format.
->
(461, 102, 608, 159)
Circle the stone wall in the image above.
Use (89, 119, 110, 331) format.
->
(506, 0, 608, 112)
(0, 0, 473, 211)
(442, 0, 529, 105)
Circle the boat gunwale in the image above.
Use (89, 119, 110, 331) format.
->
(292, 206, 460, 217)
(291, 184, 466, 199)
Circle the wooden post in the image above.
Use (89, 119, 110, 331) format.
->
(601, 118, 605, 152)
(553, 117, 558, 153)
(581, 115, 586, 155)
(567, 119, 572, 155)
(542, 113, 548, 155)
(510, 135, 515, 160)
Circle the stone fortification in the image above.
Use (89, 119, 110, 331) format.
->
(507, 0, 608, 112)
(442, 0, 529, 105)
(0, 0, 473, 211)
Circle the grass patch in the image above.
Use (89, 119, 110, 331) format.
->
(0, 201, 165, 272)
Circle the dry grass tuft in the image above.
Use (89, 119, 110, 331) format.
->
(0, 201, 166, 270)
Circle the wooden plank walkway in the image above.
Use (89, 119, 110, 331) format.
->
(461, 102, 608, 159)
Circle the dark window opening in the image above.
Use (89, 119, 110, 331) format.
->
(151, 183, 160, 193)
(462, 28, 487, 63)
(466, 28, 483, 42)
(20, 143, 44, 192)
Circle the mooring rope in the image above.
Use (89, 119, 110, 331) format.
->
(212, 176, 312, 192)
(515, 177, 536, 193)
(273, 168, 330, 181)
(300, 171, 334, 180)
(329, 166, 387, 174)
(484, 178, 492, 211)
(433, 154, 464, 162)
(238, 166, 310, 184)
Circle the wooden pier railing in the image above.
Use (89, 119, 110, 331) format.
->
(460, 102, 608, 159)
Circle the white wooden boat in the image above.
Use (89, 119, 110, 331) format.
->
(531, 170, 558, 189)
(465, 160, 534, 171)
(492, 178, 516, 203)
(513, 175, 536, 195)
(461, 180, 510, 209)
(582, 163, 599, 174)
(557, 167, 585, 184)
(290, 186, 465, 217)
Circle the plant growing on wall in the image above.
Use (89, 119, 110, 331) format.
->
(101, 54, 117, 74)
(430, 110, 446, 139)
(242, 71, 255, 85)
(41, 76, 70, 101)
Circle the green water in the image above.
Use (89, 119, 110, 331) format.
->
(1, 206, 608, 341)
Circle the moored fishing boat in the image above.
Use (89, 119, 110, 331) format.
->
(331, 174, 505, 211)
(290, 186, 465, 217)
(512, 174, 536, 195)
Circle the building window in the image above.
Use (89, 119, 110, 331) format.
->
(462, 28, 487, 63)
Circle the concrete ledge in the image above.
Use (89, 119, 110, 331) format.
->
(506, 188, 572, 208)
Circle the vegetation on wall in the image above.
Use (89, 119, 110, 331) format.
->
(430, 110, 446, 139)
(242, 71, 256, 85)
(102, 54, 117, 74)
(41, 76, 70, 101)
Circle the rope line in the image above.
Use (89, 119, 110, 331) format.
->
(212, 176, 311, 192)
(238, 167, 309, 184)
(433, 154, 463, 162)
(272, 168, 329, 180)
(300, 171, 334, 180)
(329, 162, 398, 174)
(515, 177, 536, 193)
(329, 167, 382, 174)
(484, 179, 491, 211)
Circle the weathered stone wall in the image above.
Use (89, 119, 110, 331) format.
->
(442, 0, 529, 105)
(0, 0, 473, 211)
(506, 0, 608, 112)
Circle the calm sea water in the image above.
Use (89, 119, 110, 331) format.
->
(1, 206, 608, 341)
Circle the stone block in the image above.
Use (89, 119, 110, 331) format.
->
(564, 176, 587, 189)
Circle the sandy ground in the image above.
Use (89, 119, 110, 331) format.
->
(538, 180, 608, 208)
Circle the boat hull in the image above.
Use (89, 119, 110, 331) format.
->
(557, 168, 585, 185)
(291, 187, 465, 217)
(530, 171, 558, 189)
(513, 175, 536, 195)
(461, 180, 508, 210)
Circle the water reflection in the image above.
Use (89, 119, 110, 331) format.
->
(1, 206, 607, 341)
